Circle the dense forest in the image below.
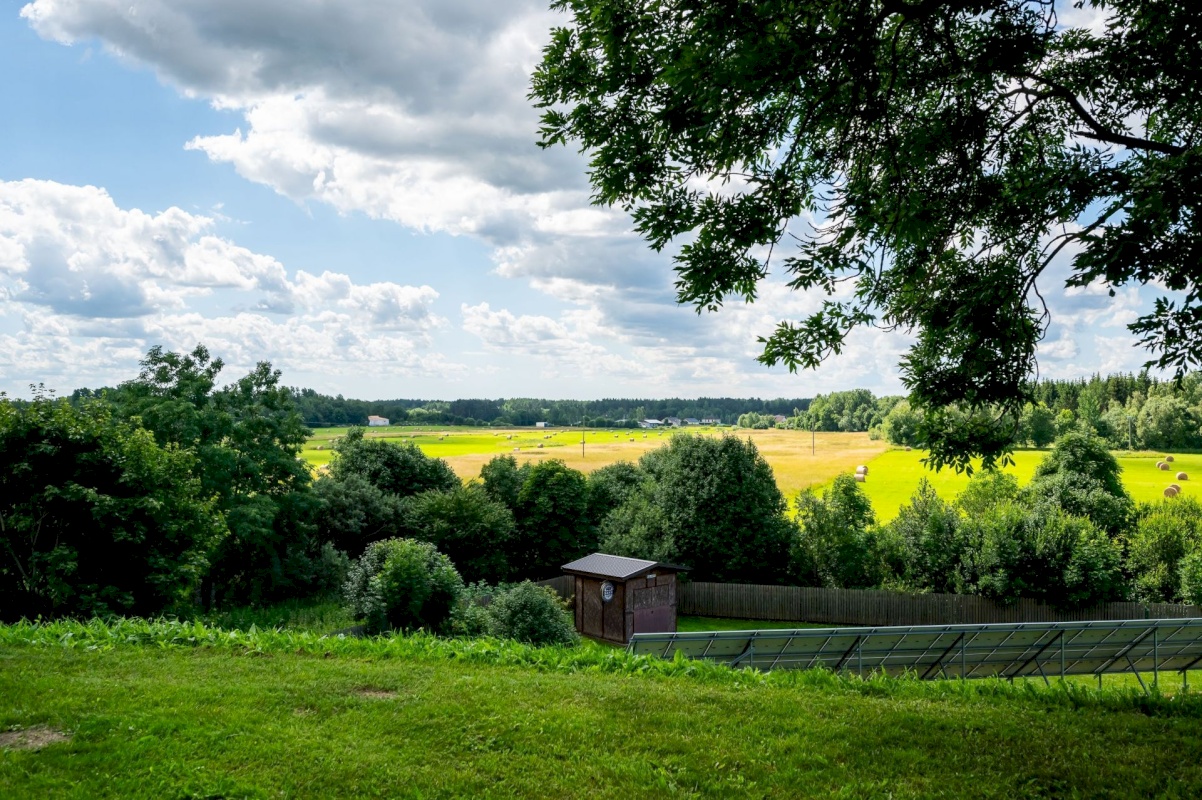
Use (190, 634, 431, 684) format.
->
(283, 390, 814, 427)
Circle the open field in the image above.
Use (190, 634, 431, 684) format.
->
(304, 426, 1199, 520)
(4, 627, 1202, 798)
(861, 449, 1202, 521)
(303, 427, 888, 499)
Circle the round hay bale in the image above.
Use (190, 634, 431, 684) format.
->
(855, 465, 868, 474)
(905, 446, 912, 451)
(1170, 484, 1181, 492)
(1159, 462, 1170, 470)
(1165, 486, 1179, 498)
(854, 474, 867, 483)
(513, 447, 520, 452)
(1167, 455, 1176, 462)
(1178, 472, 1189, 481)
(537, 443, 544, 448)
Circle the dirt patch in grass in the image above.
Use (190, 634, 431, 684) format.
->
(0, 725, 70, 751)
(355, 688, 398, 700)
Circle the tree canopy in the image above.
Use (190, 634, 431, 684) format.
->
(532, 0, 1202, 470)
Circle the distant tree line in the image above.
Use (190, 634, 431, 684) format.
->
(286, 391, 813, 428)
(880, 372, 1202, 452)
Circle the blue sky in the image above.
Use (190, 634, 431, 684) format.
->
(0, 1, 1158, 400)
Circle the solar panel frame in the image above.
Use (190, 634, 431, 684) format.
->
(628, 618, 1202, 685)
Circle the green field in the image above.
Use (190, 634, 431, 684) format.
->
(303, 426, 1199, 523)
(4, 622, 1202, 798)
(860, 448, 1202, 521)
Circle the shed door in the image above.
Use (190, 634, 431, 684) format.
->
(632, 584, 674, 634)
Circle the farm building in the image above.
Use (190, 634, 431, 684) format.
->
(684, 418, 701, 425)
(664, 417, 683, 427)
(701, 418, 720, 424)
(562, 553, 686, 645)
(535, 421, 548, 428)
(640, 419, 663, 428)
(366, 415, 389, 427)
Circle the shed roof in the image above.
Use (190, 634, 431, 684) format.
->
(561, 552, 686, 580)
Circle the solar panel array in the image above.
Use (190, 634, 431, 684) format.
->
(629, 618, 1202, 685)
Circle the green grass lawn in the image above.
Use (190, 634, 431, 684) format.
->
(678, 616, 831, 632)
(859, 448, 1202, 521)
(4, 629, 1202, 798)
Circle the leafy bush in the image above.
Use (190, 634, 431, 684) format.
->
(331, 428, 459, 497)
(478, 454, 530, 512)
(585, 461, 647, 526)
(1022, 471, 1133, 537)
(955, 471, 1020, 518)
(343, 538, 463, 634)
(0, 393, 224, 621)
(511, 460, 593, 579)
(1031, 431, 1128, 503)
(312, 473, 406, 558)
(640, 434, 794, 583)
(1126, 498, 1202, 603)
(484, 581, 578, 646)
(597, 482, 676, 562)
(882, 479, 962, 593)
(404, 485, 514, 584)
(1180, 552, 1202, 606)
(794, 474, 881, 588)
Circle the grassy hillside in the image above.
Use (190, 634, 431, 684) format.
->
(3, 622, 1202, 798)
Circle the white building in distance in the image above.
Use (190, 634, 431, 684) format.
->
(367, 415, 389, 427)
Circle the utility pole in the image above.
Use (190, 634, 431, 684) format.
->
(581, 400, 586, 459)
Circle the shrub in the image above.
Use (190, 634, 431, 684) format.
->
(1032, 431, 1128, 502)
(955, 471, 1020, 519)
(597, 482, 676, 562)
(642, 434, 794, 583)
(1180, 551, 1202, 606)
(404, 485, 514, 584)
(479, 454, 530, 512)
(312, 473, 406, 558)
(511, 460, 593, 579)
(1126, 498, 1202, 603)
(883, 479, 962, 593)
(1022, 471, 1133, 537)
(484, 581, 578, 646)
(586, 461, 647, 526)
(794, 474, 882, 588)
(343, 538, 463, 634)
(331, 428, 460, 497)
(0, 393, 224, 621)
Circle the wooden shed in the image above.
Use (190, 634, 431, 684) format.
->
(561, 553, 686, 645)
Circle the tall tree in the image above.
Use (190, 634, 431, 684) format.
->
(532, 0, 1202, 470)
(113, 345, 317, 605)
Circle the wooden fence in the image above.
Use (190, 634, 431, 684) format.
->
(536, 575, 575, 600)
(678, 582, 1202, 627)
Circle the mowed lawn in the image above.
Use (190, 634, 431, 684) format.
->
(4, 644, 1202, 798)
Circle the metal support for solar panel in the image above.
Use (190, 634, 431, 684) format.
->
(920, 633, 964, 681)
(833, 635, 862, 674)
(768, 634, 796, 671)
(1180, 653, 1202, 692)
(1005, 630, 1063, 685)
(1093, 627, 1154, 682)
(729, 632, 758, 669)
(1124, 653, 1149, 694)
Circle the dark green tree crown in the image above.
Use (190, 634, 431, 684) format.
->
(532, 0, 1201, 470)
